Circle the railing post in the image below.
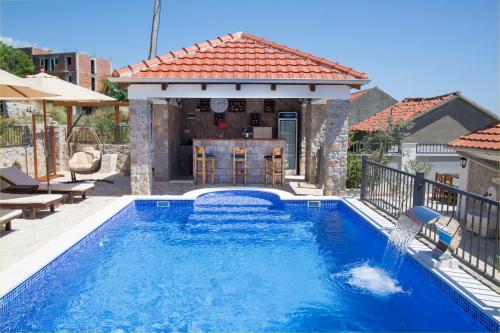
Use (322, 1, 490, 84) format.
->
(412, 171, 425, 206)
(360, 154, 368, 200)
(114, 105, 121, 144)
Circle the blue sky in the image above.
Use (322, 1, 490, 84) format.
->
(1, 0, 498, 114)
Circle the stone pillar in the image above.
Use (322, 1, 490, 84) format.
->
(53, 124, 66, 172)
(306, 102, 326, 184)
(401, 142, 417, 172)
(152, 103, 170, 181)
(322, 99, 349, 196)
(299, 103, 307, 176)
(129, 99, 153, 195)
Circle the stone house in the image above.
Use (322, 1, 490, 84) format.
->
(350, 92, 498, 179)
(110, 32, 370, 195)
(349, 86, 397, 126)
(449, 122, 499, 200)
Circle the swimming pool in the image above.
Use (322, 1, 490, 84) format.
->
(0, 190, 493, 332)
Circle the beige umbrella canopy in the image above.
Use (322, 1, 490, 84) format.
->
(0, 69, 59, 100)
(25, 71, 115, 102)
(25, 71, 118, 184)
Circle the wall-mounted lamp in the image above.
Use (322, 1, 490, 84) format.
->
(459, 157, 468, 168)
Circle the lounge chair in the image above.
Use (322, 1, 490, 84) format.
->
(0, 193, 64, 219)
(0, 167, 94, 203)
(0, 209, 23, 231)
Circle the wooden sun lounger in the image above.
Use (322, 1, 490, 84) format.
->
(0, 193, 64, 219)
(0, 167, 94, 203)
(0, 209, 23, 231)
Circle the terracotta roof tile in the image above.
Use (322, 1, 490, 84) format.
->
(350, 89, 369, 101)
(449, 123, 500, 151)
(349, 92, 460, 132)
(113, 32, 368, 81)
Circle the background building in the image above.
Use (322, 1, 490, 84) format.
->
(18, 47, 112, 92)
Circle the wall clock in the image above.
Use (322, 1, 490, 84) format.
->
(210, 98, 229, 113)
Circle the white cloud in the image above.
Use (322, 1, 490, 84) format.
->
(0, 36, 33, 48)
(0, 36, 51, 51)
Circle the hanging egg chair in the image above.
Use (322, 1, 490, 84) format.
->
(67, 126, 103, 181)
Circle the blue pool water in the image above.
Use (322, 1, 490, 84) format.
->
(1, 191, 488, 332)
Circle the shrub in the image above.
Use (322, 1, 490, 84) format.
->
(346, 153, 362, 189)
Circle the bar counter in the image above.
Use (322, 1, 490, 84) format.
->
(192, 137, 285, 184)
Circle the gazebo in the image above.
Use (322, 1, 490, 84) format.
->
(110, 32, 369, 195)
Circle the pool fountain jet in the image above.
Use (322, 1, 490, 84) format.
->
(383, 206, 462, 276)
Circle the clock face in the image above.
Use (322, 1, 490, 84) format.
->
(210, 98, 228, 113)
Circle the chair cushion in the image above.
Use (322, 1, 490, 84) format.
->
(231, 154, 246, 159)
(197, 153, 215, 158)
(264, 155, 282, 159)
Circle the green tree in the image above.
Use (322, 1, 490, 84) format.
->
(102, 79, 128, 101)
(360, 114, 413, 164)
(0, 43, 35, 77)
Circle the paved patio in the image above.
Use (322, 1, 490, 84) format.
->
(1, 172, 351, 272)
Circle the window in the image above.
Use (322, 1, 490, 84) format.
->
(54, 58, 58, 65)
(66, 75, 72, 83)
(66, 56, 72, 66)
(47, 58, 57, 71)
(40, 58, 45, 66)
(91, 77, 96, 91)
(90, 59, 95, 74)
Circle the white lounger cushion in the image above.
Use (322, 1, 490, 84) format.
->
(0, 167, 39, 186)
(0, 193, 64, 205)
(0, 209, 23, 223)
(37, 182, 94, 192)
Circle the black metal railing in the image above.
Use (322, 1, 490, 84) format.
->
(0, 126, 32, 147)
(420, 179, 499, 282)
(360, 157, 415, 218)
(416, 144, 456, 154)
(360, 156, 500, 283)
(349, 142, 400, 154)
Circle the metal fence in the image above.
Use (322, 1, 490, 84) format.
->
(416, 144, 456, 154)
(349, 141, 400, 154)
(360, 156, 500, 284)
(0, 126, 32, 147)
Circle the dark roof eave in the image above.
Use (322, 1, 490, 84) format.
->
(107, 77, 371, 86)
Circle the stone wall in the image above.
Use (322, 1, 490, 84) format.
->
(323, 99, 349, 195)
(0, 126, 58, 177)
(129, 99, 153, 195)
(192, 138, 285, 184)
(304, 102, 327, 184)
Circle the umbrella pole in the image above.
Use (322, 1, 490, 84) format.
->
(42, 100, 51, 194)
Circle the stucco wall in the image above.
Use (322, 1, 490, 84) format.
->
(467, 159, 499, 199)
(349, 87, 397, 126)
(405, 97, 497, 144)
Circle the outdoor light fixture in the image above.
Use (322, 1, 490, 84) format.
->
(459, 157, 468, 168)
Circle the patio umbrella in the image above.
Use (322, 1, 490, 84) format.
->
(24, 71, 117, 188)
(0, 69, 61, 194)
(0, 69, 59, 99)
(25, 71, 115, 102)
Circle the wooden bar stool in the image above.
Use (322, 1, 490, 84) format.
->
(193, 146, 215, 185)
(232, 146, 248, 185)
(264, 147, 284, 186)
